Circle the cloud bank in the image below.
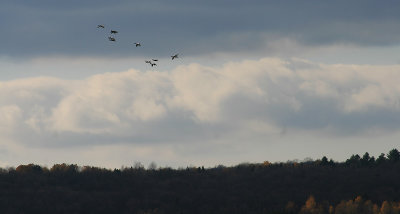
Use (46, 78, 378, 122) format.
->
(1, 58, 400, 151)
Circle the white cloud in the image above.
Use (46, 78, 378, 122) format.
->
(0, 58, 400, 151)
(0, 105, 22, 133)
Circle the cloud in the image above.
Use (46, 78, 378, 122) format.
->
(1, 58, 400, 151)
(2, 1, 400, 58)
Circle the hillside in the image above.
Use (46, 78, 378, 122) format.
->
(1, 149, 400, 214)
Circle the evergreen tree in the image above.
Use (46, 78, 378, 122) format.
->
(387, 149, 400, 163)
(376, 153, 387, 165)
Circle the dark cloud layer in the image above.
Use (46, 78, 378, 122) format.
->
(1, 0, 400, 58)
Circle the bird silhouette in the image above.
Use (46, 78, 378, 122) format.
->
(95, 26, 183, 67)
(171, 54, 179, 60)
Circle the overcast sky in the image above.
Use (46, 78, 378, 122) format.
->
(1, 1, 400, 168)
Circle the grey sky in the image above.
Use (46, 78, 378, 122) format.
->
(1, 1, 400, 168)
(1, 1, 400, 58)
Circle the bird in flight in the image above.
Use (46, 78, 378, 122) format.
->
(145, 60, 152, 64)
(152, 59, 158, 62)
(171, 54, 179, 60)
(150, 63, 157, 67)
(108, 36, 116, 42)
(134, 43, 141, 47)
(110, 30, 118, 34)
(97, 25, 105, 28)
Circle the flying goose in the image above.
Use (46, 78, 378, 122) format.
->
(171, 54, 179, 60)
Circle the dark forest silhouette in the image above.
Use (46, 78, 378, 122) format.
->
(1, 149, 400, 213)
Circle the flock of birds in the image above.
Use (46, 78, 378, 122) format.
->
(97, 24, 179, 68)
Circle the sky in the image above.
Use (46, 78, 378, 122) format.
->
(1, 0, 400, 168)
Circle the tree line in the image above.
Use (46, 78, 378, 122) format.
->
(295, 195, 400, 214)
(0, 148, 399, 213)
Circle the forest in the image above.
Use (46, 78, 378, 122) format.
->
(1, 149, 400, 214)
